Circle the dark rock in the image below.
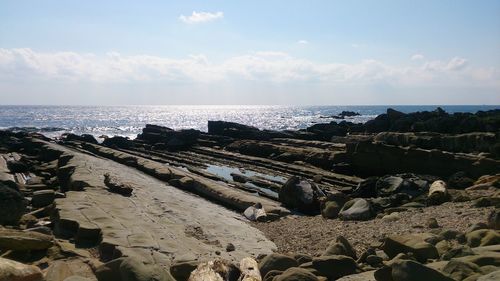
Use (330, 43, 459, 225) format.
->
(226, 243, 235, 252)
(300, 255, 358, 280)
(321, 201, 341, 219)
(0, 183, 25, 225)
(63, 133, 98, 144)
(6, 159, 28, 173)
(103, 173, 134, 196)
(376, 174, 431, 198)
(279, 177, 323, 215)
(366, 255, 383, 267)
(259, 254, 298, 278)
(323, 236, 357, 259)
(447, 172, 475, 189)
(351, 177, 379, 198)
(169, 260, 199, 281)
(441, 245, 475, 260)
(32, 190, 55, 208)
(487, 210, 500, 230)
(339, 198, 374, 221)
(102, 136, 134, 149)
(274, 267, 318, 281)
(264, 270, 284, 281)
(390, 260, 454, 281)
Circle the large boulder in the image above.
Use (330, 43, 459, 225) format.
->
(382, 233, 439, 263)
(0, 228, 53, 251)
(259, 254, 298, 278)
(274, 267, 318, 281)
(0, 256, 44, 281)
(279, 177, 322, 215)
(0, 183, 25, 225)
(300, 255, 358, 280)
(339, 198, 374, 221)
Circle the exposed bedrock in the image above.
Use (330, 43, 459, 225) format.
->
(25, 138, 279, 264)
(347, 141, 499, 178)
(374, 131, 499, 156)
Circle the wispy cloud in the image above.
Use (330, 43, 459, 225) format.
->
(411, 53, 425, 61)
(0, 48, 497, 88)
(297, 40, 309, 45)
(179, 11, 223, 24)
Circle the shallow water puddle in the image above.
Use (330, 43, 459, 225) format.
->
(205, 164, 286, 183)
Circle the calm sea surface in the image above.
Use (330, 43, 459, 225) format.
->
(0, 105, 498, 139)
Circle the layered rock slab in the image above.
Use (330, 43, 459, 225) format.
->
(34, 140, 276, 264)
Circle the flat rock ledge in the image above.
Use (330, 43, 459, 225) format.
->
(30, 138, 277, 264)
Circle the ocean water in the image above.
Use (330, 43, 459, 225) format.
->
(0, 105, 498, 139)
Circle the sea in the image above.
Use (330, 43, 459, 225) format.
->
(0, 105, 498, 139)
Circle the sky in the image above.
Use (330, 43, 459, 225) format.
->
(0, 0, 499, 105)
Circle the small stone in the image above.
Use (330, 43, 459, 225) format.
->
(366, 255, 383, 266)
(226, 243, 235, 252)
(427, 218, 439, 229)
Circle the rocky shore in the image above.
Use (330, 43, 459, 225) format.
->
(0, 107, 498, 281)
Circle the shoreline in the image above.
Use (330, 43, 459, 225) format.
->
(0, 107, 499, 281)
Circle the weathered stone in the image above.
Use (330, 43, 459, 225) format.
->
(274, 267, 318, 281)
(103, 173, 133, 196)
(170, 261, 199, 281)
(323, 236, 357, 259)
(259, 254, 298, 278)
(32, 190, 55, 208)
(382, 234, 439, 263)
(301, 255, 358, 280)
(187, 259, 239, 281)
(95, 257, 175, 281)
(366, 255, 383, 267)
(0, 256, 44, 281)
(45, 258, 97, 281)
(441, 260, 481, 281)
(478, 270, 500, 281)
(466, 229, 500, 247)
(427, 218, 439, 229)
(0, 183, 25, 225)
(441, 245, 475, 261)
(427, 180, 450, 206)
(390, 260, 454, 281)
(321, 201, 341, 219)
(487, 210, 499, 230)
(339, 198, 374, 221)
(279, 177, 322, 215)
(0, 228, 53, 251)
(243, 203, 267, 222)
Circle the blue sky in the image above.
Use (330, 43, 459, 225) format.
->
(0, 0, 499, 105)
